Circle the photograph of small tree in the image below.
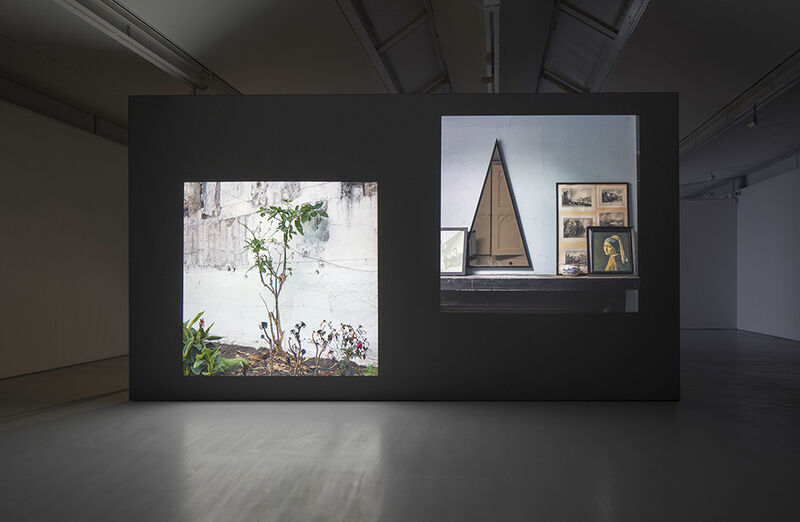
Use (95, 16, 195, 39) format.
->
(183, 181, 378, 376)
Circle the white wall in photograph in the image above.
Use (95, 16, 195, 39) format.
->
(183, 181, 378, 364)
(441, 115, 638, 273)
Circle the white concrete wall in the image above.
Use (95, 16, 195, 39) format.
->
(0, 101, 128, 378)
(679, 199, 737, 328)
(737, 169, 800, 341)
(183, 182, 378, 364)
(441, 115, 638, 273)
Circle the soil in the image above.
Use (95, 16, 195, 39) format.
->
(217, 344, 376, 377)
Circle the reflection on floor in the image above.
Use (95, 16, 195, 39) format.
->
(1, 331, 798, 521)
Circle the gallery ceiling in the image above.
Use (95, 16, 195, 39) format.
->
(0, 0, 797, 188)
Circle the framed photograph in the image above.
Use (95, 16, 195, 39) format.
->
(587, 226, 634, 274)
(598, 210, 626, 226)
(560, 215, 594, 240)
(561, 247, 588, 267)
(558, 184, 595, 210)
(441, 228, 468, 275)
(597, 184, 628, 208)
(556, 182, 630, 274)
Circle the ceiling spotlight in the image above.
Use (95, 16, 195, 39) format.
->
(747, 104, 758, 128)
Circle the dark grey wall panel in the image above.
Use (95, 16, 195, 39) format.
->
(129, 93, 679, 400)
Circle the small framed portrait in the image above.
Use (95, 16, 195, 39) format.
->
(440, 227, 468, 275)
(587, 226, 634, 274)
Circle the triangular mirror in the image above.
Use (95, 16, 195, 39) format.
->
(469, 141, 531, 268)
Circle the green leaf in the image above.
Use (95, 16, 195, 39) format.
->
(183, 338, 194, 358)
(206, 335, 222, 341)
(314, 201, 323, 209)
(187, 311, 203, 329)
(319, 211, 328, 218)
(296, 220, 303, 235)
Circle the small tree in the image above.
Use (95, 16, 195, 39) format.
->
(243, 199, 327, 375)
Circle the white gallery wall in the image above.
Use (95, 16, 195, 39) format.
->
(679, 199, 737, 328)
(441, 115, 638, 273)
(737, 169, 800, 341)
(0, 101, 128, 378)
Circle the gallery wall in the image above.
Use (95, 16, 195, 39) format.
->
(0, 100, 128, 378)
(737, 169, 800, 341)
(441, 115, 638, 273)
(130, 93, 678, 400)
(679, 199, 737, 329)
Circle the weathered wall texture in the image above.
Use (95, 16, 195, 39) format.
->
(183, 181, 379, 363)
(0, 100, 128, 378)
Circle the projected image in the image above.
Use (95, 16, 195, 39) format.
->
(183, 181, 378, 376)
(441, 115, 639, 313)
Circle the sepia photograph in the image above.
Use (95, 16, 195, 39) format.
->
(599, 210, 627, 226)
(563, 248, 588, 266)
(597, 184, 628, 207)
(561, 216, 594, 240)
(559, 184, 594, 210)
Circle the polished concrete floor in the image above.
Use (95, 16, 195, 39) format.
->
(0, 330, 798, 521)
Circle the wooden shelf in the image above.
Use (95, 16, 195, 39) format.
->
(440, 274, 639, 312)
(441, 274, 640, 292)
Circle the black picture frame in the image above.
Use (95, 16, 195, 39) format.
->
(587, 226, 635, 275)
(440, 227, 468, 275)
(556, 182, 630, 274)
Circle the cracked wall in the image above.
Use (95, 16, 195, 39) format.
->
(183, 181, 379, 364)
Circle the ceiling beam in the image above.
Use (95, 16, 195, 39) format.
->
(587, 0, 650, 92)
(681, 148, 800, 200)
(0, 74, 127, 145)
(558, 1, 617, 40)
(53, 0, 239, 94)
(541, 68, 587, 93)
(679, 49, 800, 158)
(482, 1, 500, 93)
(376, 10, 431, 55)
(418, 73, 448, 94)
(337, 0, 401, 93)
